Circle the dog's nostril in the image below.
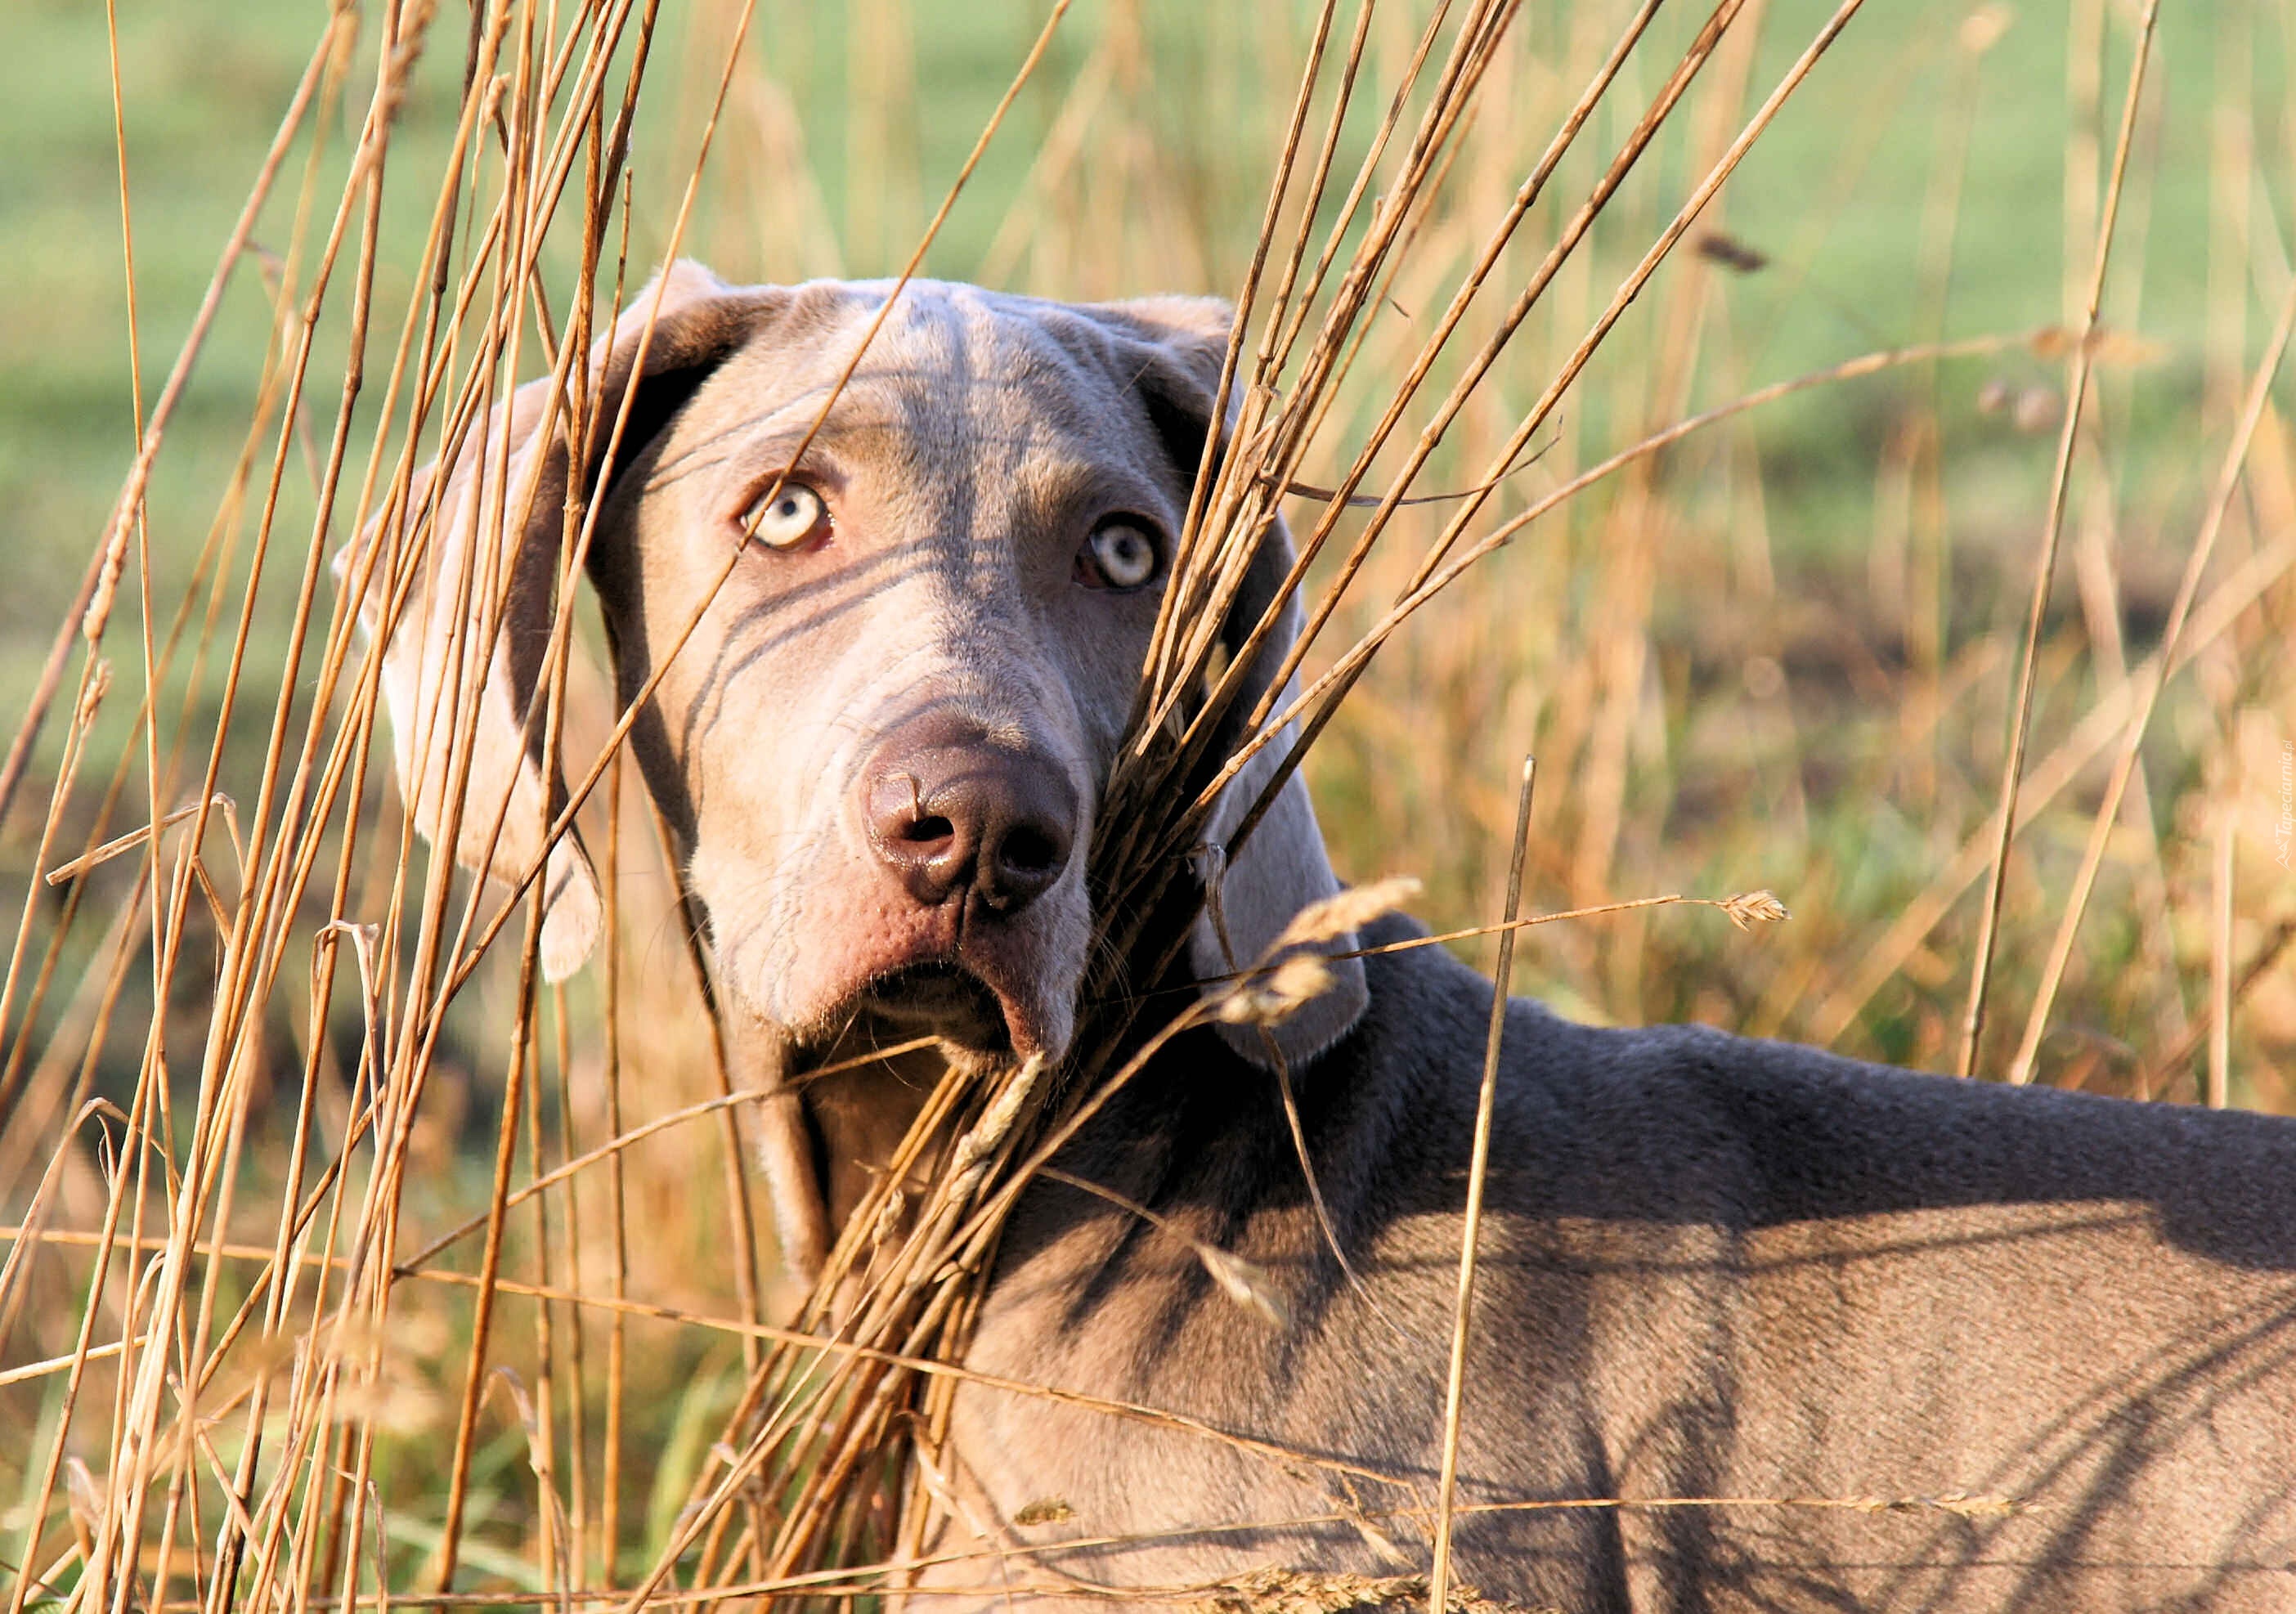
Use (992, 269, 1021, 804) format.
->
(862, 733, 1078, 915)
(903, 814, 957, 846)
(999, 825, 1061, 874)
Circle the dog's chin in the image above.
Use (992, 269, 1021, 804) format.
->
(811, 961, 1070, 1064)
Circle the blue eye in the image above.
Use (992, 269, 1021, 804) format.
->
(741, 481, 830, 549)
(1078, 521, 1160, 590)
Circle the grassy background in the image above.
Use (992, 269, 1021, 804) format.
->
(9, 0, 2281, 1057)
(0, 0, 2263, 696)
(3, 0, 2295, 1595)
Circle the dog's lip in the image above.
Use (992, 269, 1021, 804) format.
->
(818, 953, 1052, 1059)
(850, 961, 1007, 1044)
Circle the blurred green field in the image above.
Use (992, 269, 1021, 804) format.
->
(0, 0, 2260, 703)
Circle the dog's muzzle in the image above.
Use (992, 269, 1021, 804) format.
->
(830, 709, 1084, 1054)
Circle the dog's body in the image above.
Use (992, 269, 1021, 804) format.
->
(921, 914, 2296, 1610)
(343, 263, 2296, 1611)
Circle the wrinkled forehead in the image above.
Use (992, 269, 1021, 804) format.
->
(650, 280, 1186, 519)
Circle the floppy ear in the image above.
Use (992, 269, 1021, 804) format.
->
(335, 260, 774, 980)
(1090, 296, 1370, 1069)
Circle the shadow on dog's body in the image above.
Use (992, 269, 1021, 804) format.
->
(912, 915, 2296, 1610)
(341, 262, 2296, 1611)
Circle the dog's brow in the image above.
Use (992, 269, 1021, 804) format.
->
(1051, 462, 1188, 531)
(636, 418, 886, 497)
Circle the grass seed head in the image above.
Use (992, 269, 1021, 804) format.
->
(1218, 953, 1339, 1025)
(1198, 1245, 1292, 1330)
(1720, 890, 1792, 931)
(1272, 876, 1424, 953)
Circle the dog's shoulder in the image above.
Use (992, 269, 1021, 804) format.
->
(1334, 912, 2296, 1268)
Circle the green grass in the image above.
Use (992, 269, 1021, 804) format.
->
(1, 0, 2272, 724)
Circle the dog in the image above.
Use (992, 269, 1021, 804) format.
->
(340, 262, 2296, 1611)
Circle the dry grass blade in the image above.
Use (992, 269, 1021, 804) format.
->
(1178, 3, 1895, 857)
(1957, 0, 2159, 1078)
(1196, 1567, 1537, 1614)
(0, 31, 336, 832)
(2145, 920, 2296, 1098)
(1215, 954, 1342, 1027)
(2003, 269, 2296, 1084)
(1806, 532, 2296, 1047)
(1428, 756, 1534, 1614)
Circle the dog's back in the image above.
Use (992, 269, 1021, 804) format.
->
(934, 913, 2296, 1611)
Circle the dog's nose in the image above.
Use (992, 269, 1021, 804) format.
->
(863, 726, 1077, 915)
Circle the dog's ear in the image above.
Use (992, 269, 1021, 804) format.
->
(1188, 514, 1370, 1068)
(1088, 296, 1370, 1069)
(336, 260, 775, 980)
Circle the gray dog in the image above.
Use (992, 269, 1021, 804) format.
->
(343, 262, 2296, 1612)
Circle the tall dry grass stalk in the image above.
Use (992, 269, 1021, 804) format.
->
(2, 1, 2292, 1609)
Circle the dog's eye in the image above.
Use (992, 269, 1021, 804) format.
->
(739, 480, 831, 549)
(1077, 520, 1161, 591)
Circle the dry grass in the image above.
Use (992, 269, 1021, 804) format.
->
(2, 1, 2293, 1610)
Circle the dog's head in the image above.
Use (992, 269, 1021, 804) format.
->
(339, 261, 1366, 1078)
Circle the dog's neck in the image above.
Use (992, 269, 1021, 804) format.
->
(718, 885, 1224, 1295)
(797, 1025, 957, 1236)
(723, 1010, 1002, 1293)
